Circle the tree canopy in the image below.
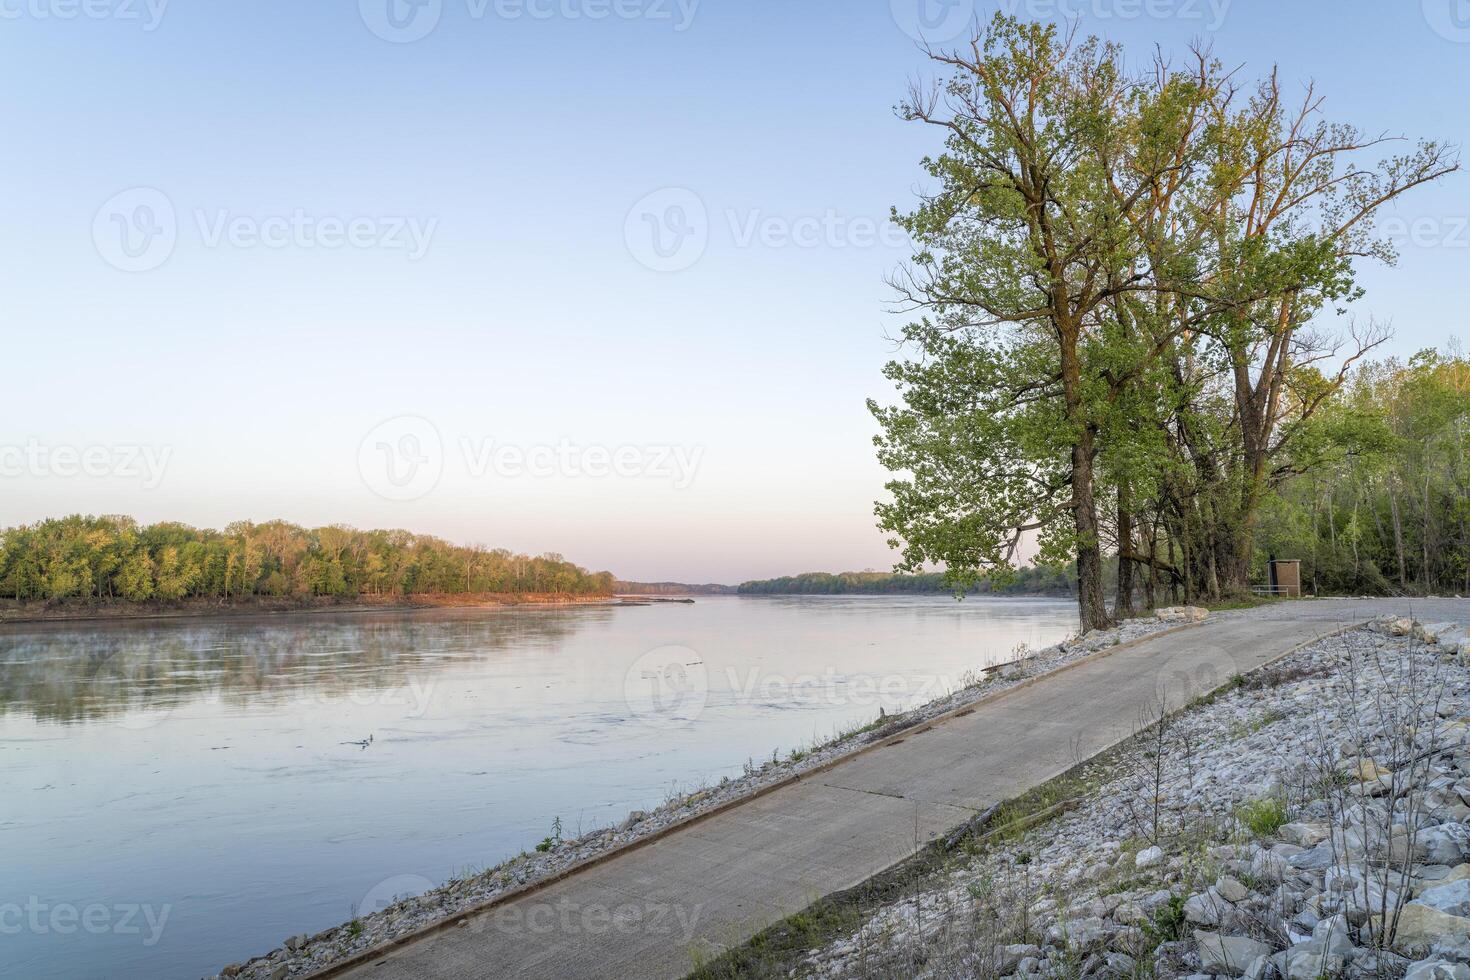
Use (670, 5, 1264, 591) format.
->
(0, 515, 614, 603)
(873, 16, 1460, 626)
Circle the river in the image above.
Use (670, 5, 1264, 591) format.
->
(0, 594, 1075, 978)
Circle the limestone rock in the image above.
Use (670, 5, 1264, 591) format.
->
(1421, 623, 1462, 645)
(1386, 617, 1417, 636)
(1422, 825, 1470, 866)
(1390, 902, 1470, 957)
(1406, 958, 1470, 980)
(1217, 875, 1251, 904)
(993, 943, 1040, 973)
(1184, 889, 1225, 926)
(1279, 821, 1330, 847)
(1415, 878, 1470, 917)
(1417, 864, 1470, 897)
(1194, 930, 1273, 974)
(1135, 845, 1165, 869)
(1272, 930, 1354, 980)
(1045, 917, 1110, 951)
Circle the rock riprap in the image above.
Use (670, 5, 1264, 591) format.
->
(802, 616, 1470, 980)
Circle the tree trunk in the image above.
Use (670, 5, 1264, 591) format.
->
(1144, 518, 1159, 611)
(1389, 474, 1408, 587)
(1072, 430, 1112, 631)
(1115, 487, 1136, 619)
(1056, 315, 1112, 633)
(1423, 468, 1434, 591)
(1167, 533, 1181, 604)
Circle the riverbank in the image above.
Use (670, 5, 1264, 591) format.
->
(0, 592, 622, 626)
(213, 612, 1186, 980)
(697, 616, 1470, 979)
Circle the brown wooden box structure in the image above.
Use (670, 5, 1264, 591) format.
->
(1269, 559, 1302, 598)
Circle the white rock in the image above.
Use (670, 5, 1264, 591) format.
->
(1387, 617, 1417, 636)
(1195, 930, 1273, 974)
(1243, 953, 1274, 980)
(1390, 902, 1470, 956)
(1135, 845, 1165, 869)
(1406, 958, 1470, 980)
(1157, 605, 1210, 623)
(992, 943, 1040, 973)
(1216, 875, 1251, 904)
(1415, 878, 1470, 917)
(1271, 930, 1354, 980)
(1184, 889, 1224, 926)
(1279, 821, 1330, 847)
(1250, 848, 1289, 881)
(1045, 917, 1110, 951)
(1421, 825, 1470, 866)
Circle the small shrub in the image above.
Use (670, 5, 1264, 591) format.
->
(1236, 797, 1288, 838)
(536, 816, 563, 852)
(1145, 894, 1188, 943)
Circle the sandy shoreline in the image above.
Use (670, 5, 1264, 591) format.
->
(0, 593, 628, 628)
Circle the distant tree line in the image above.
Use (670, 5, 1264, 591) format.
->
(0, 515, 614, 603)
(1255, 352, 1470, 596)
(737, 567, 1083, 596)
(613, 581, 739, 596)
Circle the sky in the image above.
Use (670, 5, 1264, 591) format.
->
(0, 0, 1466, 584)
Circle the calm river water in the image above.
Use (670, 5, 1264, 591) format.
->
(0, 595, 1075, 979)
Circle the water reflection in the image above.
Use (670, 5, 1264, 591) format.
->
(1, 596, 1076, 980)
(0, 608, 603, 725)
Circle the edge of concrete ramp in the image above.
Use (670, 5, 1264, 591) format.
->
(301, 616, 1211, 980)
(683, 616, 1373, 980)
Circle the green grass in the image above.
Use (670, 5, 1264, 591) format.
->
(1227, 709, 1286, 741)
(1203, 594, 1287, 612)
(1236, 797, 1289, 838)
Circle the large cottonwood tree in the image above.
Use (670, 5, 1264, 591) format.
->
(873, 16, 1458, 623)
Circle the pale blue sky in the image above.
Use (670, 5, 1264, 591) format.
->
(1, 1, 1465, 583)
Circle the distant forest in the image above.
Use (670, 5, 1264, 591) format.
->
(736, 567, 1084, 596)
(614, 581, 739, 596)
(0, 515, 615, 603)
